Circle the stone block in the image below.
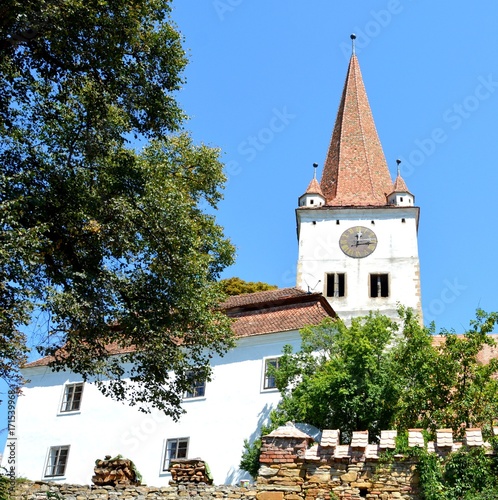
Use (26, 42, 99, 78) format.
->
(257, 492, 284, 500)
(340, 472, 358, 482)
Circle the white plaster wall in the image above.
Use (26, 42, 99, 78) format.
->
(296, 207, 422, 321)
(5, 330, 301, 486)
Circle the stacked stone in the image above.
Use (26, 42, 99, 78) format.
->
(12, 482, 257, 500)
(168, 458, 213, 484)
(92, 456, 140, 486)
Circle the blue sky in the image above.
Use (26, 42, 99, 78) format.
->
(170, 0, 498, 333)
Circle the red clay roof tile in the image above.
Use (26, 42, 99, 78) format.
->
(320, 54, 393, 207)
(25, 288, 336, 368)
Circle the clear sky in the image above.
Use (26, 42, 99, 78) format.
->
(170, 0, 498, 333)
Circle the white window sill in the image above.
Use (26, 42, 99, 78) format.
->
(182, 396, 206, 403)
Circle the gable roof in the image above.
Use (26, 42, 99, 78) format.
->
(320, 54, 393, 207)
(223, 288, 336, 338)
(24, 288, 337, 368)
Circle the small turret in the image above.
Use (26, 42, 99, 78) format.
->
(387, 159, 414, 206)
(298, 163, 325, 208)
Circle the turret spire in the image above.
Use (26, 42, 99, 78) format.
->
(320, 52, 393, 206)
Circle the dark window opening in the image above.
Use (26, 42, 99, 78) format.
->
(336, 220, 340, 225)
(310, 199, 314, 204)
(401, 218, 406, 223)
(370, 274, 389, 298)
(326, 273, 345, 298)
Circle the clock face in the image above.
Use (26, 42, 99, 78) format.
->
(339, 226, 377, 258)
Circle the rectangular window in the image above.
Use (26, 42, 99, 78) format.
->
(183, 372, 206, 399)
(370, 274, 389, 297)
(61, 383, 84, 412)
(325, 273, 346, 297)
(45, 446, 70, 477)
(263, 358, 280, 390)
(163, 438, 189, 471)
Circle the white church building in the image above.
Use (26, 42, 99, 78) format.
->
(4, 50, 422, 485)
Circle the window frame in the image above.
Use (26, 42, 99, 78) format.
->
(262, 357, 281, 391)
(162, 437, 189, 472)
(44, 445, 70, 478)
(183, 371, 206, 400)
(325, 272, 346, 298)
(369, 273, 389, 298)
(59, 383, 84, 413)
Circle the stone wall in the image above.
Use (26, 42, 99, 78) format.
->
(11, 482, 258, 500)
(256, 423, 493, 500)
(10, 425, 494, 500)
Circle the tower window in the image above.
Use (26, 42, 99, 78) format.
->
(370, 274, 389, 298)
(310, 199, 314, 205)
(326, 273, 346, 297)
(336, 220, 340, 225)
(401, 218, 406, 223)
(400, 197, 404, 202)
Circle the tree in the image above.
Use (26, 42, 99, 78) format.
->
(392, 309, 498, 438)
(240, 308, 498, 474)
(0, 0, 235, 417)
(219, 277, 277, 296)
(270, 312, 401, 441)
(261, 308, 498, 441)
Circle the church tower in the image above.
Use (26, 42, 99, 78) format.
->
(296, 46, 422, 322)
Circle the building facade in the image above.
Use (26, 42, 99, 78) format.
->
(4, 51, 422, 485)
(296, 54, 421, 321)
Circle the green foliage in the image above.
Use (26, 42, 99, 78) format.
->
(270, 312, 401, 441)
(0, 474, 8, 500)
(219, 277, 277, 296)
(240, 308, 498, 476)
(272, 308, 498, 441)
(416, 447, 498, 500)
(393, 309, 498, 439)
(239, 424, 274, 479)
(0, 0, 235, 415)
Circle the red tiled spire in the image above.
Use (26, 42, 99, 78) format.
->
(392, 172, 411, 193)
(320, 54, 393, 206)
(304, 177, 324, 197)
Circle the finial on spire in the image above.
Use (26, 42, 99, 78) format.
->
(350, 34, 356, 55)
(396, 158, 401, 176)
(313, 162, 318, 179)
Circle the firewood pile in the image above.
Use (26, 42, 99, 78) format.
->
(92, 455, 142, 486)
(169, 458, 213, 484)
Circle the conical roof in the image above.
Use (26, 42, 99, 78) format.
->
(392, 172, 411, 193)
(320, 54, 393, 206)
(304, 177, 324, 197)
